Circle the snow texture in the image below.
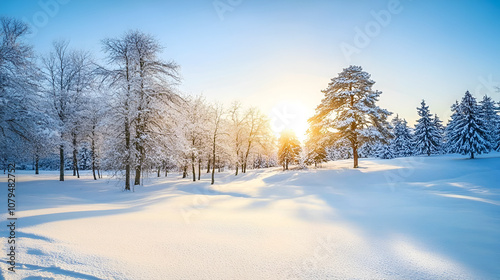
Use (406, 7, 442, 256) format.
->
(1, 153, 500, 279)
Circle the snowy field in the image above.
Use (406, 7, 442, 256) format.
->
(1, 154, 499, 279)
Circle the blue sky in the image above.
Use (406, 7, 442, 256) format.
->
(2, 0, 500, 138)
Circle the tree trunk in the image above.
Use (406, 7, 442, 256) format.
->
(470, 151, 475, 159)
(59, 145, 64, 181)
(72, 132, 79, 178)
(35, 154, 39, 175)
(157, 167, 161, 177)
(125, 119, 131, 191)
(211, 137, 216, 185)
(192, 153, 196, 182)
(91, 130, 97, 180)
(198, 158, 201, 181)
(134, 165, 141, 185)
(353, 144, 359, 168)
(97, 168, 101, 179)
(349, 85, 359, 169)
(217, 156, 221, 172)
(207, 156, 211, 173)
(235, 163, 239, 176)
(182, 166, 187, 178)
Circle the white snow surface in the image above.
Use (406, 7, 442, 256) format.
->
(1, 153, 500, 279)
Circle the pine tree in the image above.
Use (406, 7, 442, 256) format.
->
(390, 115, 413, 157)
(479, 95, 500, 151)
(377, 143, 394, 159)
(446, 91, 490, 159)
(413, 100, 441, 156)
(308, 65, 391, 168)
(278, 129, 301, 170)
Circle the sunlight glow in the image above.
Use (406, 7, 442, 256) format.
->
(268, 101, 309, 143)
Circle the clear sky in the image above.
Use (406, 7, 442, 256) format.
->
(2, 0, 500, 140)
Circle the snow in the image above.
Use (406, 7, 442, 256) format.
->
(1, 153, 500, 279)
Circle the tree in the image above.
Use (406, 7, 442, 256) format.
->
(0, 17, 39, 165)
(278, 129, 301, 170)
(446, 91, 490, 159)
(304, 117, 329, 167)
(241, 107, 269, 173)
(209, 103, 226, 184)
(309, 65, 391, 168)
(228, 102, 246, 175)
(413, 100, 442, 156)
(390, 115, 413, 157)
(181, 95, 210, 181)
(479, 95, 500, 151)
(101, 30, 180, 190)
(41, 40, 93, 181)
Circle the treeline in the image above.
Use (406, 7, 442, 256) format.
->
(2, 17, 499, 189)
(302, 66, 500, 168)
(0, 17, 277, 189)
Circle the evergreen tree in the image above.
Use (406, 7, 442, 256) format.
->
(376, 143, 394, 159)
(413, 100, 441, 156)
(446, 91, 490, 159)
(308, 65, 391, 168)
(278, 129, 301, 170)
(479, 95, 500, 151)
(390, 115, 413, 157)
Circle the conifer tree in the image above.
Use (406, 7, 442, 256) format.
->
(479, 95, 500, 151)
(446, 91, 490, 159)
(308, 65, 391, 168)
(413, 100, 441, 156)
(278, 129, 301, 170)
(390, 116, 413, 157)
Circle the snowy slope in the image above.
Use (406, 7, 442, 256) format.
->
(1, 153, 499, 279)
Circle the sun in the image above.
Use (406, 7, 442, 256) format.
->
(268, 101, 309, 143)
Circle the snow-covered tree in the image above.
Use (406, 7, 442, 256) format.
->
(209, 103, 226, 184)
(376, 143, 394, 159)
(101, 30, 180, 189)
(390, 115, 413, 157)
(180, 95, 211, 181)
(0, 17, 39, 164)
(304, 116, 329, 167)
(41, 40, 94, 181)
(228, 102, 247, 175)
(308, 65, 392, 168)
(278, 129, 301, 170)
(413, 100, 442, 156)
(241, 107, 270, 173)
(479, 95, 500, 151)
(446, 91, 490, 159)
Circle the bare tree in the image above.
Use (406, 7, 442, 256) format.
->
(210, 103, 225, 185)
(0, 17, 39, 165)
(101, 30, 179, 190)
(41, 40, 93, 181)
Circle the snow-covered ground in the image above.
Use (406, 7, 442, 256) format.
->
(1, 153, 499, 279)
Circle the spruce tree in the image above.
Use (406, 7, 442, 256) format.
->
(447, 91, 490, 159)
(479, 95, 500, 151)
(390, 116, 413, 157)
(413, 100, 441, 156)
(308, 65, 391, 168)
